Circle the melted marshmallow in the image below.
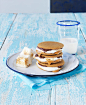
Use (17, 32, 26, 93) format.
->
(34, 55, 62, 62)
(37, 62, 60, 71)
(20, 47, 32, 55)
(36, 47, 62, 54)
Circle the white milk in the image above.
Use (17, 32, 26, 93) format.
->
(60, 38, 78, 54)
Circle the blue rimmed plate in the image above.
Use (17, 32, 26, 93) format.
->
(6, 52, 79, 76)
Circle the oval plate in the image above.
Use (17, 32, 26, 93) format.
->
(6, 52, 79, 76)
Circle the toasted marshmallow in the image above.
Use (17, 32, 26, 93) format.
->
(16, 55, 31, 67)
(36, 47, 62, 54)
(16, 47, 34, 68)
(34, 54, 62, 62)
(36, 61, 61, 71)
(20, 47, 32, 55)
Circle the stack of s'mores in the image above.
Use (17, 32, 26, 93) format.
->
(34, 41, 65, 72)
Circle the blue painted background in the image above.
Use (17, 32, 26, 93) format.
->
(50, 0, 86, 12)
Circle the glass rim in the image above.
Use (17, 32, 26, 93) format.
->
(56, 20, 80, 26)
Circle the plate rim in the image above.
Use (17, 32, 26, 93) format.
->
(6, 52, 79, 77)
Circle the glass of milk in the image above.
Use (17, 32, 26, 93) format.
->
(56, 20, 80, 54)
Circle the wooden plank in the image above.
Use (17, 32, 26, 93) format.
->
(74, 13, 86, 40)
(1, 13, 77, 52)
(29, 90, 50, 105)
(76, 30, 86, 65)
(0, 14, 16, 49)
(0, 76, 32, 105)
(50, 13, 86, 105)
(51, 84, 71, 105)
(66, 70, 86, 105)
(49, 13, 77, 105)
(56, 84, 71, 105)
(64, 13, 86, 105)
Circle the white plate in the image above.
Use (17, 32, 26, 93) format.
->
(6, 52, 79, 76)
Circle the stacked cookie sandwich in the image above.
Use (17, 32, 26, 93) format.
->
(34, 41, 64, 72)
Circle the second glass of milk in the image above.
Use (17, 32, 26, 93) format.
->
(56, 20, 80, 54)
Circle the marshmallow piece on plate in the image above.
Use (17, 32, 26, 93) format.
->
(16, 47, 34, 68)
(20, 47, 32, 56)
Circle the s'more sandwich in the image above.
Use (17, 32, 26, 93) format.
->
(34, 41, 65, 72)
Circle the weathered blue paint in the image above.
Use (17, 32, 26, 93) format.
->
(0, 13, 86, 105)
(0, 14, 16, 48)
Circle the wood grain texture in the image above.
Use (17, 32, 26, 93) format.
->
(65, 13, 86, 105)
(56, 84, 71, 105)
(75, 13, 86, 40)
(0, 14, 16, 49)
(75, 13, 86, 65)
(0, 13, 86, 105)
(66, 71, 86, 105)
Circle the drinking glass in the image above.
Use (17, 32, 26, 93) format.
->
(56, 20, 80, 54)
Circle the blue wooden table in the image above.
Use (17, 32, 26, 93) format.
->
(0, 13, 86, 105)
